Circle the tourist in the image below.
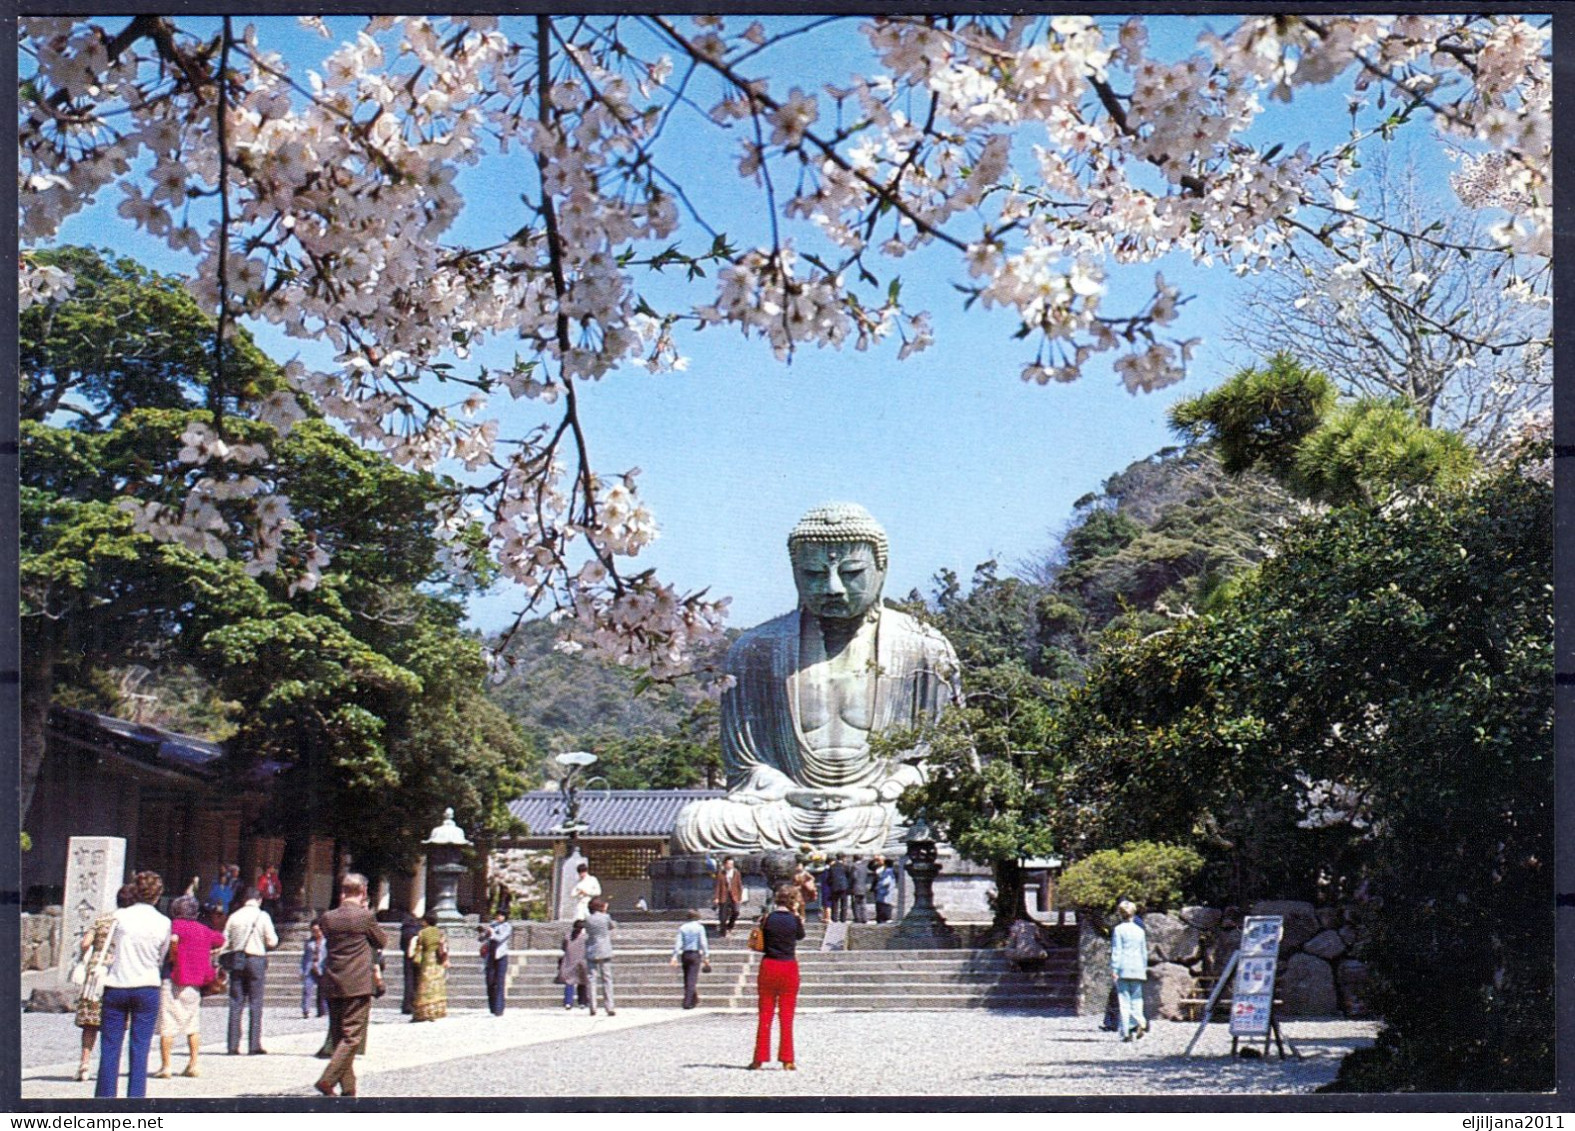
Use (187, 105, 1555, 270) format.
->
(204, 868, 236, 916)
(849, 855, 870, 924)
(74, 884, 134, 1082)
(872, 856, 898, 923)
(827, 853, 853, 922)
(314, 873, 388, 1097)
(221, 886, 279, 1055)
(791, 864, 817, 918)
(95, 870, 171, 1098)
(555, 919, 590, 1010)
(713, 855, 743, 936)
(571, 862, 601, 921)
(397, 910, 422, 1015)
(583, 896, 617, 1016)
(482, 911, 511, 1016)
(409, 910, 449, 1022)
(1111, 899, 1149, 1042)
(815, 860, 832, 922)
(669, 909, 710, 1009)
(301, 922, 328, 1019)
(155, 895, 223, 1079)
(750, 884, 805, 1071)
(256, 865, 283, 921)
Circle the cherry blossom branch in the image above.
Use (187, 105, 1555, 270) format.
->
(645, 15, 970, 254)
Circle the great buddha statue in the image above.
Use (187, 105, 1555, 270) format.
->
(672, 503, 961, 853)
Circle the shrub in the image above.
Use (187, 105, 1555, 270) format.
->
(1058, 840, 1203, 922)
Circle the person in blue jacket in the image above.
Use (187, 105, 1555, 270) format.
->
(1110, 899, 1148, 1042)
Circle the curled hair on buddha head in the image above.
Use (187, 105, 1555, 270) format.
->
(787, 503, 888, 570)
(133, 870, 164, 905)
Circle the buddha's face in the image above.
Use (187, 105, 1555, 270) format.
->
(793, 541, 885, 621)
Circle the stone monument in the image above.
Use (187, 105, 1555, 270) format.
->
(58, 836, 126, 982)
(672, 503, 960, 855)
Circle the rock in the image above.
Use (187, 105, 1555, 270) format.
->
(1247, 900, 1319, 951)
(1277, 951, 1338, 1015)
(1336, 959, 1373, 1017)
(1077, 920, 1112, 1016)
(1142, 912, 1201, 965)
(24, 989, 74, 1014)
(1303, 929, 1347, 961)
(1339, 926, 1359, 949)
(1207, 926, 1241, 974)
(1316, 906, 1342, 930)
(1005, 919, 1048, 966)
(1142, 962, 1196, 1021)
(1179, 905, 1221, 932)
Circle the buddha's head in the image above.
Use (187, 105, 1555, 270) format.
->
(788, 503, 888, 621)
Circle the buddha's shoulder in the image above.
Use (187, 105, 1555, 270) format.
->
(735, 610, 800, 646)
(725, 611, 799, 663)
(879, 605, 957, 654)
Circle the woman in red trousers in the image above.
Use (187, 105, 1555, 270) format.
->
(752, 884, 806, 1070)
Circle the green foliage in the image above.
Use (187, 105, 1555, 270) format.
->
(485, 618, 728, 788)
(895, 662, 1063, 929)
(20, 246, 531, 880)
(1292, 399, 1476, 505)
(1058, 455, 1552, 1090)
(591, 700, 723, 789)
(1169, 354, 1336, 479)
(1171, 353, 1476, 505)
(1057, 841, 1204, 919)
(20, 246, 282, 426)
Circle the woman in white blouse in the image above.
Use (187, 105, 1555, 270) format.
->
(95, 870, 171, 1098)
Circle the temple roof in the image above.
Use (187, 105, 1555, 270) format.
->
(506, 788, 724, 839)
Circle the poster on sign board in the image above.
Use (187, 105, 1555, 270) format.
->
(1229, 915, 1284, 1037)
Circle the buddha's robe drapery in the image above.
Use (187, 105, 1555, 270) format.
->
(672, 606, 959, 853)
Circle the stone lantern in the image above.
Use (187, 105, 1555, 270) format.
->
(892, 813, 956, 948)
(422, 807, 471, 923)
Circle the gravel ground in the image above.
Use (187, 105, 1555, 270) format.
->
(383, 1011, 1374, 1097)
(19, 1007, 1376, 1099)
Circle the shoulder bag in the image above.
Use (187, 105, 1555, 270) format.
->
(746, 916, 766, 953)
(224, 914, 261, 972)
(79, 921, 117, 1004)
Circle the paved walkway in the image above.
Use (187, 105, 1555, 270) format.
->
(19, 1007, 1376, 1099)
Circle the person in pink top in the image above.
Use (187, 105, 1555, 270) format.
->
(156, 895, 225, 1078)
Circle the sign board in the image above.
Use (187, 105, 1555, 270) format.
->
(1228, 915, 1283, 1037)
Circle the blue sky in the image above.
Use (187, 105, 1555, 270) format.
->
(33, 15, 1463, 630)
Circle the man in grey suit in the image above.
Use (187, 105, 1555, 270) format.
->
(583, 897, 617, 1016)
(314, 873, 387, 1097)
(849, 855, 870, 923)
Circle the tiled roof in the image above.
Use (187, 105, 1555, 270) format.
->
(48, 706, 289, 785)
(507, 788, 724, 839)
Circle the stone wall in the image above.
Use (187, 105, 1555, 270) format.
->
(21, 908, 61, 972)
(1078, 899, 1372, 1021)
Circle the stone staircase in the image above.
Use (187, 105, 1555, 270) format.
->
(254, 919, 1078, 1014)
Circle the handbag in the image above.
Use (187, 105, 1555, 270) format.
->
(224, 913, 262, 972)
(68, 957, 89, 988)
(746, 919, 766, 953)
(200, 967, 228, 997)
(78, 920, 117, 1003)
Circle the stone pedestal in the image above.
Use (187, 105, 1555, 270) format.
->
(59, 837, 125, 982)
(555, 845, 588, 922)
(648, 851, 784, 918)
